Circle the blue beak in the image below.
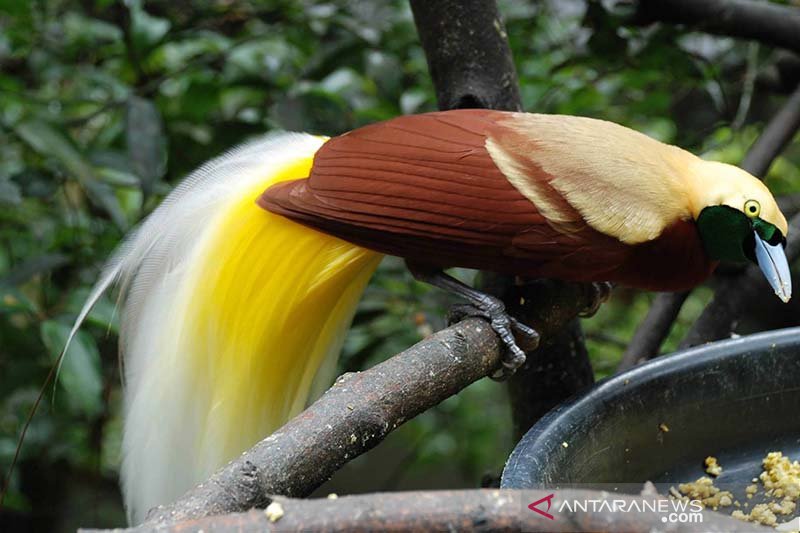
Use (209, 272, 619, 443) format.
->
(754, 231, 792, 303)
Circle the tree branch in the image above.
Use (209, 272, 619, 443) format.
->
(409, 0, 521, 112)
(635, 0, 800, 56)
(617, 291, 689, 371)
(143, 281, 598, 526)
(96, 489, 770, 533)
(741, 84, 800, 177)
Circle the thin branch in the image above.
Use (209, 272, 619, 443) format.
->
(617, 291, 689, 371)
(741, 84, 800, 177)
(634, 0, 800, 56)
(758, 52, 800, 95)
(143, 281, 599, 526)
(92, 489, 771, 533)
(732, 42, 759, 130)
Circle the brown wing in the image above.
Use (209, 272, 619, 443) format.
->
(258, 110, 713, 289)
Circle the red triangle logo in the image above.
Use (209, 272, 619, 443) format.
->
(528, 494, 555, 520)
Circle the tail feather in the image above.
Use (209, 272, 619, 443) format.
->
(66, 133, 382, 523)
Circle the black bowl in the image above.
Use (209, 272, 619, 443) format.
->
(501, 327, 800, 498)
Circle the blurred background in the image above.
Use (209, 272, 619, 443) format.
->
(2, 0, 800, 530)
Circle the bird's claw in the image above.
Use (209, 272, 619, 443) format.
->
(578, 281, 614, 318)
(405, 263, 540, 380)
(447, 301, 540, 381)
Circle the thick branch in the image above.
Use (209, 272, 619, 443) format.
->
(143, 282, 597, 526)
(409, 0, 521, 112)
(635, 0, 800, 56)
(105, 489, 769, 533)
(496, 281, 596, 439)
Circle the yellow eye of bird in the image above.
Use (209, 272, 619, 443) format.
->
(744, 199, 761, 218)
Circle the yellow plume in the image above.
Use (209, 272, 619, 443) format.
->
(69, 133, 381, 523)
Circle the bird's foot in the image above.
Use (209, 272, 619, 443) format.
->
(405, 262, 540, 380)
(448, 300, 540, 381)
(578, 281, 614, 318)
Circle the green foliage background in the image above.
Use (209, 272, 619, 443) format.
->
(1, 1, 799, 530)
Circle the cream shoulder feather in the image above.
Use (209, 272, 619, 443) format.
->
(486, 113, 698, 244)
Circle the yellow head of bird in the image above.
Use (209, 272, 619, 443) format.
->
(689, 160, 791, 302)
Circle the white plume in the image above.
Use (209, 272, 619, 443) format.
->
(65, 133, 327, 522)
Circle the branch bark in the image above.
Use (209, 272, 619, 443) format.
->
(143, 281, 599, 526)
(499, 281, 595, 440)
(635, 0, 800, 56)
(100, 489, 771, 533)
(409, 0, 521, 112)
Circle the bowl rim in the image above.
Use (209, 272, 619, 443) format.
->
(501, 326, 800, 488)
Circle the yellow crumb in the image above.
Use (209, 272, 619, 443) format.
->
(265, 501, 284, 522)
(727, 451, 800, 527)
(705, 456, 723, 477)
(769, 498, 796, 516)
(677, 477, 733, 508)
(761, 452, 800, 500)
(732, 503, 777, 526)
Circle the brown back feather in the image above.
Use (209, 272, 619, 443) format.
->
(258, 110, 715, 290)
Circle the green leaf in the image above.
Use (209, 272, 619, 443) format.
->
(365, 50, 402, 96)
(0, 177, 21, 205)
(129, 2, 171, 52)
(14, 119, 128, 229)
(40, 320, 103, 417)
(0, 287, 37, 314)
(11, 169, 58, 199)
(126, 96, 167, 196)
(0, 253, 68, 287)
(62, 12, 122, 48)
(14, 119, 92, 179)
